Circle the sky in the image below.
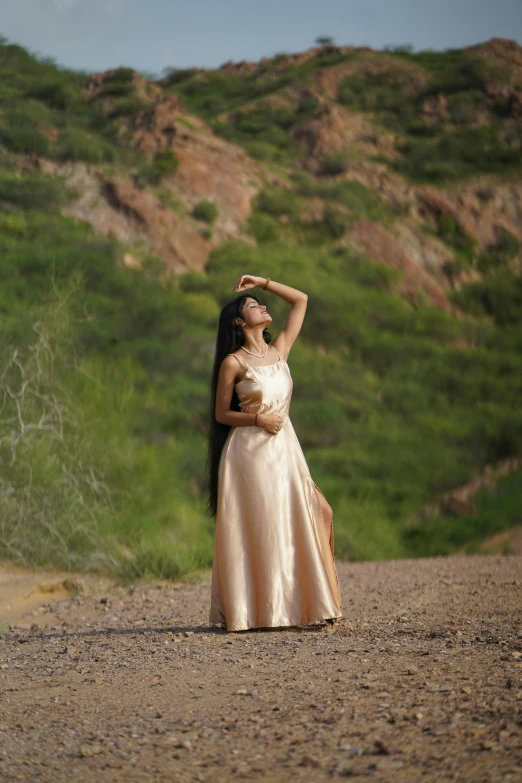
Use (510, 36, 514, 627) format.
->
(1, 0, 521, 76)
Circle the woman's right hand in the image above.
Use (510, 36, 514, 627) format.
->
(256, 413, 284, 435)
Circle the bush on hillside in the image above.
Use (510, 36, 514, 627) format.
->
(323, 204, 350, 238)
(447, 90, 482, 125)
(0, 172, 72, 210)
(246, 212, 280, 243)
(0, 125, 50, 156)
(25, 79, 82, 111)
(107, 96, 150, 119)
(135, 149, 179, 187)
(56, 127, 117, 162)
(255, 187, 301, 218)
(192, 200, 218, 222)
(451, 269, 522, 326)
(477, 229, 520, 273)
(320, 150, 352, 175)
(0, 100, 54, 156)
(98, 67, 136, 98)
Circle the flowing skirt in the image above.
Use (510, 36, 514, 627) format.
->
(209, 417, 342, 632)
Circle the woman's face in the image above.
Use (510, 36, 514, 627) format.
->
(238, 297, 272, 329)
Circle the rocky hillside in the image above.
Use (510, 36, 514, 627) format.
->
(6, 37, 522, 306)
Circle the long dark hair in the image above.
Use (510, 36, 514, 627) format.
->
(205, 293, 272, 518)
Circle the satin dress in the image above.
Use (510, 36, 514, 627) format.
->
(209, 343, 342, 632)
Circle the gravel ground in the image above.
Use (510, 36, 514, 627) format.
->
(1, 554, 521, 783)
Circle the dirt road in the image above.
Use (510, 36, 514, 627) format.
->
(1, 554, 521, 782)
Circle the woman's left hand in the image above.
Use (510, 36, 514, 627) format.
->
(231, 275, 265, 292)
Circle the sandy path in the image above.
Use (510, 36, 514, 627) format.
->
(1, 554, 521, 782)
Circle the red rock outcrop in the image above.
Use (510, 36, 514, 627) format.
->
(465, 38, 522, 85)
(292, 103, 398, 166)
(348, 219, 454, 311)
(39, 160, 210, 273)
(415, 181, 522, 249)
(39, 95, 279, 272)
(126, 96, 273, 239)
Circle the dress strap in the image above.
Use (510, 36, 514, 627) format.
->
(271, 344, 281, 361)
(228, 353, 247, 370)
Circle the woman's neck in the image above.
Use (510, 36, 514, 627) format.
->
(242, 331, 267, 354)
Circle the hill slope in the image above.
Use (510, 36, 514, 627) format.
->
(0, 36, 521, 577)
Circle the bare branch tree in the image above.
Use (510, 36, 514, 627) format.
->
(0, 283, 118, 571)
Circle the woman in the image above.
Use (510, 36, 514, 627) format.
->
(206, 274, 342, 633)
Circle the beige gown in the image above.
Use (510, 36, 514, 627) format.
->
(209, 344, 342, 632)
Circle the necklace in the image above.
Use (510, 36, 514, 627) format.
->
(241, 343, 268, 359)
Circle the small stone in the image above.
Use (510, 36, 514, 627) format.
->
(374, 738, 400, 755)
(298, 755, 321, 767)
(79, 743, 103, 757)
(162, 734, 181, 747)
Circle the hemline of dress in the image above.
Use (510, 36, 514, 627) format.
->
(208, 613, 344, 633)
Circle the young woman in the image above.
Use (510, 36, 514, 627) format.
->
(206, 274, 342, 632)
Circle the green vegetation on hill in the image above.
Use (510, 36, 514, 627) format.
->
(0, 39, 144, 165)
(164, 44, 522, 182)
(1, 38, 521, 578)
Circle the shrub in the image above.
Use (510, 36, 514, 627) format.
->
(323, 204, 350, 237)
(477, 229, 520, 273)
(107, 96, 150, 119)
(451, 270, 522, 326)
(246, 212, 280, 243)
(135, 149, 179, 186)
(193, 200, 218, 222)
(56, 128, 116, 163)
(98, 68, 136, 98)
(0, 101, 53, 155)
(152, 149, 179, 177)
(25, 80, 81, 110)
(320, 150, 352, 175)
(255, 187, 301, 218)
(243, 139, 287, 163)
(296, 93, 320, 115)
(436, 214, 476, 263)
(442, 257, 469, 282)
(162, 67, 198, 86)
(0, 125, 50, 156)
(0, 172, 72, 210)
(448, 91, 481, 125)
